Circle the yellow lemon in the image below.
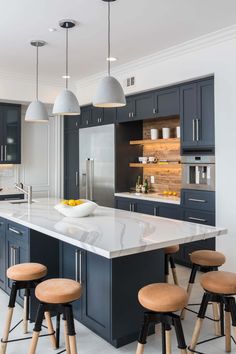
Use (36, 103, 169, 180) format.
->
(163, 191, 168, 195)
(173, 192, 177, 196)
(75, 199, 84, 205)
(168, 191, 173, 196)
(68, 199, 76, 206)
(61, 200, 69, 205)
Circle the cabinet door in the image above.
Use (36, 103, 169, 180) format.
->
(117, 98, 133, 122)
(136, 201, 157, 216)
(133, 92, 155, 121)
(64, 116, 79, 131)
(60, 242, 82, 320)
(180, 83, 198, 148)
(197, 79, 214, 148)
(2, 105, 21, 164)
(91, 107, 103, 126)
(79, 106, 92, 128)
(154, 87, 180, 118)
(64, 129, 79, 199)
(158, 205, 183, 220)
(103, 108, 117, 125)
(81, 251, 111, 341)
(115, 197, 133, 211)
(0, 219, 6, 291)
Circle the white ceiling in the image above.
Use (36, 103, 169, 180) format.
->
(1, 0, 236, 82)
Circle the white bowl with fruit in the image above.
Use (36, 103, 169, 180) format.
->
(54, 199, 97, 218)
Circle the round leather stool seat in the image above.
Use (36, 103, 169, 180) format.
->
(190, 250, 225, 267)
(36, 278, 82, 304)
(164, 245, 179, 254)
(201, 271, 236, 295)
(138, 283, 188, 313)
(7, 263, 47, 281)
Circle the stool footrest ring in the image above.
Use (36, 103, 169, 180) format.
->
(188, 334, 236, 354)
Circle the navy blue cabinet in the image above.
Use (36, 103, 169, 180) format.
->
(181, 189, 215, 212)
(64, 128, 79, 199)
(117, 98, 133, 122)
(79, 106, 92, 128)
(132, 92, 155, 121)
(0, 104, 21, 164)
(64, 115, 80, 131)
(79, 106, 116, 127)
(154, 87, 179, 118)
(180, 78, 214, 153)
(0, 218, 6, 291)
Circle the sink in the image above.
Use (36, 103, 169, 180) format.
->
(10, 200, 35, 204)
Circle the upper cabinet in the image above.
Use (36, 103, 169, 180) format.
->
(0, 104, 21, 164)
(117, 87, 180, 123)
(180, 78, 214, 153)
(64, 115, 80, 131)
(79, 106, 117, 128)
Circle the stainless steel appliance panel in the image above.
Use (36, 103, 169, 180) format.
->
(79, 125, 115, 207)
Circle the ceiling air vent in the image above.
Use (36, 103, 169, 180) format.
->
(126, 76, 135, 87)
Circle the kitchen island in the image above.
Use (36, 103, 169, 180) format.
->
(0, 198, 227, 347)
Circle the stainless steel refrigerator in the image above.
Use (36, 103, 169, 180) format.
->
(79, 124, 115, 207)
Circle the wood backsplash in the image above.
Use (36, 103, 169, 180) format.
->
(142, 117, 182, 196)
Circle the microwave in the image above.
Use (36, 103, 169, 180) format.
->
(181, 155, 215, 191)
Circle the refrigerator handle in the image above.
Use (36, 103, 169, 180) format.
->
(90, 159, 94, 201)
(86, 159, 90, 200)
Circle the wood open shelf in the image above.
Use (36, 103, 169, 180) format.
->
(129, 163, 181, 169)
(129, 138, 180, 145)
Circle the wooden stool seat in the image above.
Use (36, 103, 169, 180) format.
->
(164, 245, 180, 254)
(35, 278, 82, 304)
(190, 250, 226, 267)
(138, 283, 187, 313)
(201, 271, 236, 295)
(7, 263, 47, 281)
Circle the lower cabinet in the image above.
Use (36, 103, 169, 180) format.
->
(0, 218, 6, 290)
(115, 195, 215, 267)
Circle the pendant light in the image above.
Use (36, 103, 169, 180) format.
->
(25, 41, 48, 122)
(93, 0, 126, 108)
(53, 20, 80, 116)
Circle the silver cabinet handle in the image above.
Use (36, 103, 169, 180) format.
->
(86, 120, 88, 125)
(153, 108, 157, 115)
(10, 246, 17, 266)
(4, 145, 7, 161)
(75, 249, 79, 282)
(128, 113, 131, 118)
(153, 207, 158, 216)
(0, 145, 3, 162)
(10, 246, 14, 266)
(75, 249, 82, 283)
(132, 112, 134, 118)
(90, 159, 94, 201)
(132, 204, 135, 212)
(85, 160, 89, 199)
(188, 198, 206, 203)
(9, 226, 22, 235)
(79, 251, 82, 284)
(196, 119, 200, 141)
(75, 121, 78, 128)
(188, 216, 207, 223)
(192, 119, 196, 141)
(75, 172, 79, 187)
(129, 203, 132, 212)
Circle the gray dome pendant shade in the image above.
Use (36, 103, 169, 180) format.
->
(25, 41, 49, 122)
(53, 20, 80, 116)
(93, 0, 126, 108)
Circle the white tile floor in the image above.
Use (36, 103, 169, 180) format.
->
(0, 265, 230, 354)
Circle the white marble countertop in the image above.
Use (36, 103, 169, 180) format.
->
(0, 198, 227, 259)
(115, 192, 181, 205)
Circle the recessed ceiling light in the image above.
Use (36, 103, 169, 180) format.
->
(62, 75, 71, 79)
(49, 28, 57, 32)
(106, 56, 118, 62)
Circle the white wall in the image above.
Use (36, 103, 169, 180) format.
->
(75, 28, 236, 271)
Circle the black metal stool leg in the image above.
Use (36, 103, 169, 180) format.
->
(1, 282, 18, 354)
(56, 313, 61, 349)
(64, 305, 77, 354)
(188, 292, 211, 353)
(23, 288, 30, 334)
(173, 317, 187, 354)
(165, 254, 169, 283)
(169, 256, 179, 285)
(224, 298, 231, 352)
(28, 303, 46, 354)
(136, 313, 150, 354)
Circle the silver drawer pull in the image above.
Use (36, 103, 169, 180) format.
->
(9, 227, 22, 235)
(75, 250, 83, 283)
(188, 217, 207, 222)
(188, 198, 206, 203)
(79, 251, 82, 284)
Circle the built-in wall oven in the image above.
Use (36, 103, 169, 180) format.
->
(181, 155, 215, 191)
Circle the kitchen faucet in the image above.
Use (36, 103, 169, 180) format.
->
(15, 183, 33, 204)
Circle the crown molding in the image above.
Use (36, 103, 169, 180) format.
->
(76, 24, 236, 88)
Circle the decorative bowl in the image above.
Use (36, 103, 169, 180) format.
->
(54, 200, 97, 218)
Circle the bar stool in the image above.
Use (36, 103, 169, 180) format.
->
(28, 278, 82, 354)
(164, 245, 180, 285)
(188, 271, 236, 354)
(181, 249, 226, 325)
(136, 283, 188, 354)
(1, 263, 56, 354)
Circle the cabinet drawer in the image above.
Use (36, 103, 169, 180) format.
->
(182, 189, 215, 212)
(183, 209, 215, 226)
(0, 218, 5, 233)
(6, 222, 29, 247)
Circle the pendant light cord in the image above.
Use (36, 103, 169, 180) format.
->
(66, 27, 69, 89)
(36, 45, 39, 100)
(108, 1, 111, 76)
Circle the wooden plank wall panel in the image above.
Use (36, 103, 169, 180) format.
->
(142, 118, 181, 196)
